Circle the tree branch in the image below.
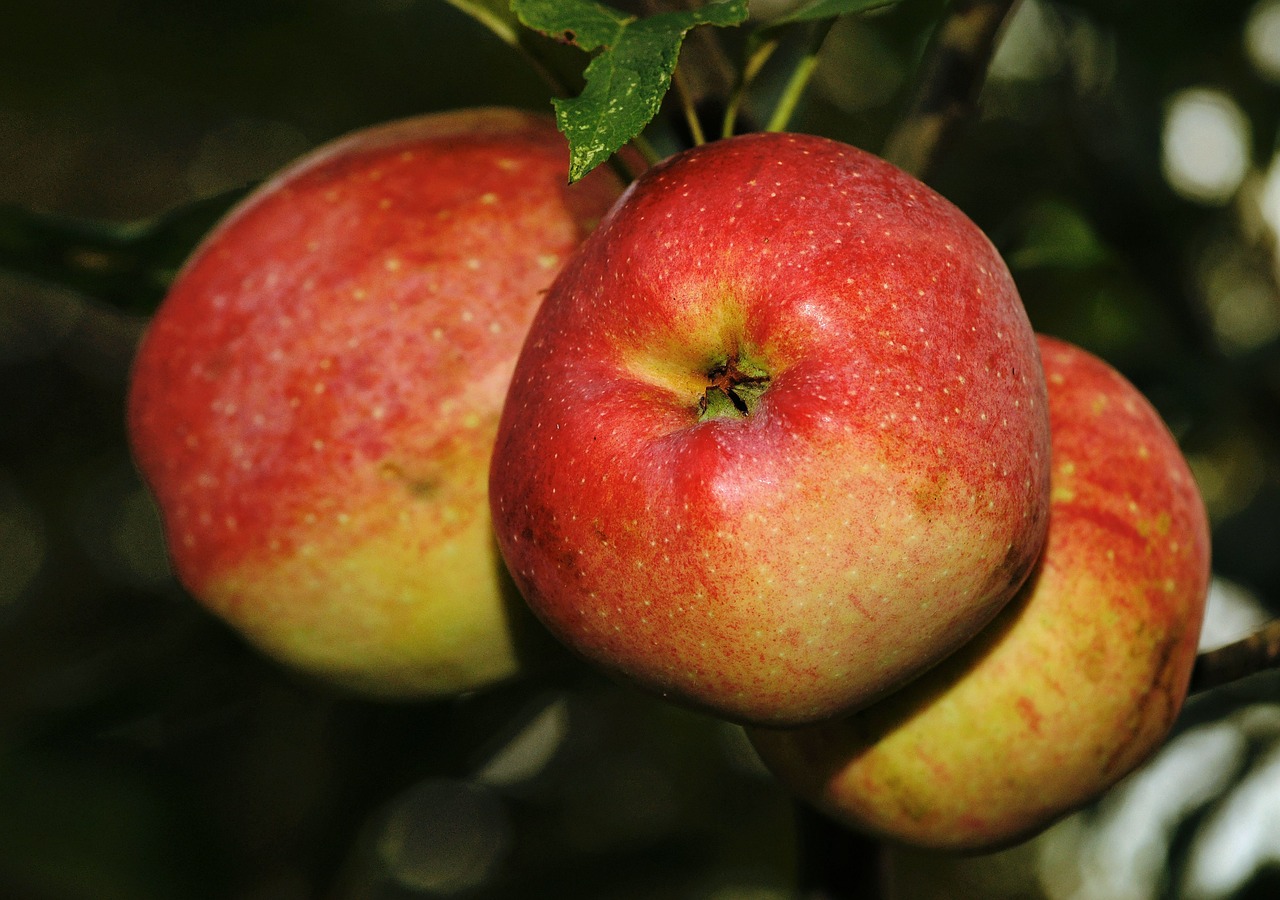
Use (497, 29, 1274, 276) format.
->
(1189, 618, 1280, 696)
(882, 0, 1020, 181)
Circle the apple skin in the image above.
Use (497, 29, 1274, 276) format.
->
(127, 108, 626, 697)
(748, 334, 1211, 850)
(489, 132, 1050, 727)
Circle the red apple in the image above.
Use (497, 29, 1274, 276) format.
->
(488, 132, 1050, 726)
(128, 108, 627, 697)
(748, 335, 1211, 849)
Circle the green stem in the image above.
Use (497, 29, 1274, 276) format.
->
(723, 38, 779, 138)
(632, 133, 661, 166)
(672, 66, 707, 146)
(764, 20, 835, 133)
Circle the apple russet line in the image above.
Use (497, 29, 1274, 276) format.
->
(489, 132, 1052, 727)
(749, 335, 1211, 850)
(129, 109, 626, 697)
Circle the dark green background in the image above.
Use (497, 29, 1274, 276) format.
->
(2, 1, 1279, 897)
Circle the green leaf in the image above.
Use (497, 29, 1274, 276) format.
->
(514, 0, 632, 49)
(514, 0, 749, 181)
(441, 0, 523, 47)
(767, 0, 901, 26)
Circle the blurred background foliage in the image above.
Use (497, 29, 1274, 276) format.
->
(1, 0, 1279, 897)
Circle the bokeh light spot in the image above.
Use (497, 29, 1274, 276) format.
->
(1161, 88, 1252, 204)
(475, 696, 569, 786)
(377, 778, 510, 895)
(1260, 150, 1280, 238)
(1181, 707, 1280, 898)
(1198, 579, 1272, 651)
(1245, 0, 1280, 82)
(1194, 234, 1280, 354)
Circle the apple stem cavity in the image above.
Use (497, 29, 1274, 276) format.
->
(697, 353, 770, 422)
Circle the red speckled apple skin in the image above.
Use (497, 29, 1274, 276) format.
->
(129, 108, 626, 697)
(490, 132, 1051, 726)
(749, 334, 1211, 850)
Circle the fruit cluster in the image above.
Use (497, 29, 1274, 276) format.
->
(128, 110, 1211, 852)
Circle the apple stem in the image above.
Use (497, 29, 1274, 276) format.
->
(673, 65, 708, 146)
(1189, 618, 1280, 695)
(723, 37, 778, 138)
(881, 0, 1020, 180)
(764, 19, 837, 134)
(697, 353, 771, 421)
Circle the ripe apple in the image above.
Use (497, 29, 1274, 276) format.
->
(488, 132, 1051, 727)
(748, 334, 1211, 849)
(128, 108, 627, 697)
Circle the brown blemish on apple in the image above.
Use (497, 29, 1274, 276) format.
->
(559, 551, 583, 579)
(1015, 696, 1043, 735)
(378, 460, 439, 498)
(910, 469, 950, 512)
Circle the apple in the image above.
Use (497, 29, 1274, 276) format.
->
(128, 108, 627, 697)
(748, 334, 1211, 850)
(488, 132, 1050, 727)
